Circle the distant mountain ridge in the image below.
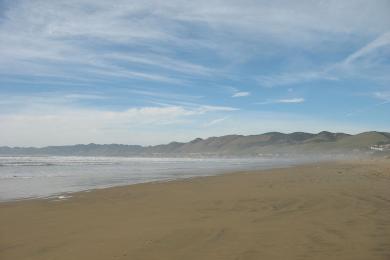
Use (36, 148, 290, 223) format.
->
(1, 131, 389, 157)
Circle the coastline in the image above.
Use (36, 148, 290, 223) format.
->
(0, 156, 299, 202)
(0, 165, 294, 204)
(1, 159, 390, 259)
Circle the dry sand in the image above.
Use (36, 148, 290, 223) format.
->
(1, 160, 390, 260)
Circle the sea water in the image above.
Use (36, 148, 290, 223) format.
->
(0, 156, 294, 201)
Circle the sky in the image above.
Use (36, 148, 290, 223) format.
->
(0, 0, 389, 147)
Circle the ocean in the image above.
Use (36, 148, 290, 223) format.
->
(0, 156, 295, 201)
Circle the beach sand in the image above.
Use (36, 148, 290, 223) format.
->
(1, 160, 390, 260)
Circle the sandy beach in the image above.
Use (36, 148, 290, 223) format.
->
(1, 160, 390, 260)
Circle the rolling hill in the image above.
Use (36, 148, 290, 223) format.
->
(1, 131, 389, 157)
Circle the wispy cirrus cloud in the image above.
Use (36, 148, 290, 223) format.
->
(0, 93, 239, 146)
(1, 0, 389, 84)
(255, 31, 390, 88)
(343, 32, 390, 66)
(203, 116, 229, 127)
(232, 92, 250, 97)
(257, 98, 305, 105)
(0, 1, 217, 84)
(373, 91, 390, 102)
(256, 71, 337, 88)
(344, 90, 390, 117)
(104, 53, 216, 77)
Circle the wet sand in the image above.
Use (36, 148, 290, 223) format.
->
(1, 160, 390, 260)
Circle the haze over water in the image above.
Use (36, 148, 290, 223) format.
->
(0, 156, 295, 201)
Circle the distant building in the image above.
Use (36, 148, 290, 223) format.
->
(370, 144, 390, 151)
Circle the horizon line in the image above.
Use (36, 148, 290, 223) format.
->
(1, 130, 387, 149)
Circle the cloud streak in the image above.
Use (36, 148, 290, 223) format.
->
(257, 98, 305, 105)
(203, 116, 229, 127)
(232, 92, 250, 98)
(374, 91, 390, 102)
(256, 71, 337, 88)
(0, 98, 239, 146)
(1, 0, 389, 84)
(343, 32, 390, 66)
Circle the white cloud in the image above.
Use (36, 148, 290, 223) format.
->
(256, 71, 337, 88)
(343, 91, 390, 117)
(255, 31, 390, 88)
(0, 92, 105, 108)
(1, 106, 378, 147)
(63, 93, 106, 100)
(330, 31, 390, 84)
(203, 116, 229, 127)
(196, 105, 238, 113)
(1, 0, 389, 83)
(232, 92, 250, 97)
(104, 53, 215, 76)
(343, 32, 390, 66)
(257, 98, 305, 105)
(0, 1, 216, 83)
(374, 91, 390, 102)
(278, 98, 305, 104)
(0, 92, 240, 146)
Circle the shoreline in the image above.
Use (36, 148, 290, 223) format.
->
(1, 159, 390, 260)
(0, 158, 366, 204)
(0, 165, 293, 204)
(0, 158, 300, 203)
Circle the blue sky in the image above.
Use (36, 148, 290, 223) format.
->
(0, 0, 389, 146)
